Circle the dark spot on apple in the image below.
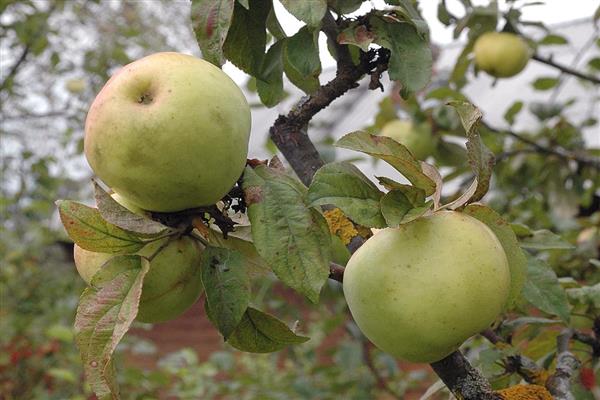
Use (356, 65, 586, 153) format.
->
(138, 93, 153, 104)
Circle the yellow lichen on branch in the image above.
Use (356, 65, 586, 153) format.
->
(496, 384, 553, 400)
(323, 208, 371, 244)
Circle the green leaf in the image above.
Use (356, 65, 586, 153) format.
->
(335, 131, 436, 196)
(538, 34, 568, 46)
(242, 165, 331, 302)
(588, 57, 600, 72)
(567, 283, 600, 309)
(376, 176, 426, 205)
(201, 246, 250, 340)
(522, 257, 570, 323)
(519, 230, 575, 250)
(463, 204, 527, 309)
(93, 182, 169, 237)
(532, 77, 559, 91)
(223, 0, 270, 76)
(205, 227, 269, 277)
(370, 16, 432, 93)
(57, 200, 146, 254)
(279, 0, 327, 27)
(327, 0, 363, 14)
(447, 101, 494, 203)
(283, 26, 321, 94)
(227, 307, 309, 353)
(266, 7, 286, 39)
(256, 40, 285, 107)
(338, 23, 375, 51)
(75, 255, 150, 400)
(307, 162, 386, 228)
(503, 101, 523, 125)
(380, 190, 430, 227)
(190, 0, 235, 66)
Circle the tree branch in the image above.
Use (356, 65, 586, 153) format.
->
(269, 47, 389, 186)
(532, 54, 600, 86)
(546, 330, 580, 399)
(431, 351, 500, 400)
(329, 262, 345, 283)
(484, 122, 600, 169)
(362, 340, 403, 399)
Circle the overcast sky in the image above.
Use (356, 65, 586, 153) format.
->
(225, 0, 598, 79)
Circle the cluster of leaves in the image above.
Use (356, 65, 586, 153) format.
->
(192, 0, 433, 104)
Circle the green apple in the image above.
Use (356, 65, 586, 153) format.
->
(343, 211, 510, 363)
(73, 193, 203, 323)
(65, 78, 86, 94)
(474, 32, 530, 78)
(380, 119, 436, 160)
(84, 52, 251, 212)
(74, 236, 203, 323)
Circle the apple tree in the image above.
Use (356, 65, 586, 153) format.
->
(48, 1, 600, 399)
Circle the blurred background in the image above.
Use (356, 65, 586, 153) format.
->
(1, 1, 599, 399)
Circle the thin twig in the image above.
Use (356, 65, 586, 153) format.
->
(573, 330, 600, 358)
(328, 262, 345, 283)
(549, 33, 598, 102)
(532, 54, 600, 85)
(361, 340, 403, 399)
(484, 122, 600, 169)
(480, 328, 548, 385)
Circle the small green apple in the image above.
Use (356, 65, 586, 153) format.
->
(73, 193, 203, 323)
(474, 32, 530, 78)
(84, 52, 251, 212)
(74, 236, 203, 323)
(343, 211, 510, 363)
(65, 78, 86, 94)
(380, 119, 436, 160)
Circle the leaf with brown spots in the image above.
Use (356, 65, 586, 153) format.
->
(57, 200, 146, 254)
(191, 0, 235, 67)
(75, 255, 149, 400)
(447, 101, 495, 203)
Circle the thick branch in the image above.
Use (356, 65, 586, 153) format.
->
(269, 47, 389, 186)
(546, 330, 580, 399)
(431, 351, 500, 400)
(532, 54, 600, 85)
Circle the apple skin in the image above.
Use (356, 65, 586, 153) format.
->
(343, 211, 510, 363)
(380, 119, 436, 160)
(474, 32, 530, 78)
(84, 52, 251, 212)
(74, 236, 203, 323)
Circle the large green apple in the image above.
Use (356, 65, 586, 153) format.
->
(343, 211, 510, 363)
(474, 32, 530, 78)
(84, 52, 251, 212)
(74, 236, 203, 323)
(380, 119, 436, 160)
